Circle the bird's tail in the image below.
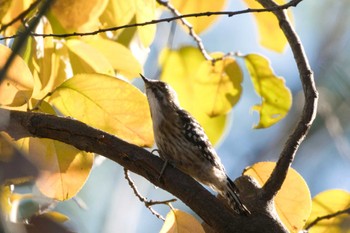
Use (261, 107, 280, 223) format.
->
(225, 176, 250, 215)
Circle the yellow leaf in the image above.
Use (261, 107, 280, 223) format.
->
(306, 190, 350, 233)
(0, 0, 32, 36)
(170, 0, 227, 34)
(86, 37, 142, 79)
(50, 0, 109, 31)
(65, 39, 115, 76)
(244, 162, 312, 233)
(0, 44, 34, 106)
(42, 211, 69, 223)
(196, 53, 242, 117)
(16, 137, 93, 201)
(244, 53, 292, 128)
(29, 20, 68, 99)
(100, 0, 135, 28)
(100, 0, 149, 44)
(242, 0, 292, 52)
(160, 209, 205, 233)
(0, 185, 12, 216)
(135, 0, 156, 47)
(49, 73, 154, 147)
(0, 132, 38, 185)
(159, 46, 227, 144)
(0, 0, 12, 24)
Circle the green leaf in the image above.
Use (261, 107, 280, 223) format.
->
(49, 73, 154, 147)
(244, 53, 292, 128)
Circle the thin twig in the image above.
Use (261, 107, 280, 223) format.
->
(257, 0, 318, 201)
(305, 207, 350, 230)
(29, 92, 53, 111)
(0, 0, 54, 84)
(0, 0, 41, 33)
(123, 168, 176, 221)
(0, 0, 303, 41)
(156, 0, 211, 60)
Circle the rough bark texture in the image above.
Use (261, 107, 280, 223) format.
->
(1, 109, 287, 233)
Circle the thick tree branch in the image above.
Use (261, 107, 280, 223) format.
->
(0, 109, 287, 233)
(0, 0, 303, 41)
(256, 0, 318, 201)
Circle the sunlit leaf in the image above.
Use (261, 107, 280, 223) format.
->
(242, 0, 292, 52)
(86, 37, 142, 79)
(0, 0, 32, 36)
(196, 53, 242, 117)
(16, 137, 93, 201)
(0, 0, 11, 22)
(159, 46, 228, 144)
(0, 185, 12, 216)
(135, 0, 156, 47)
(0, 44, 34, 106)
(170, 0, 227, 34)
(65, 39, 115, 76)
(29, 20, 68, 99)
(244, 53, 291, 128)
(50, 0, 109, 31)
(49, 73, 154, 147)
(29, 99, 56, 115)
(306, 190, 350, 233)
(244, 162, 312, 233)
(99, 0, 147, 45)
(100, 0, 135, 28)
(160, 209, 205, 233)
(42, 211, 69, 223)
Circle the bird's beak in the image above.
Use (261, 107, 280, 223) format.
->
(140, 74, 150, 85)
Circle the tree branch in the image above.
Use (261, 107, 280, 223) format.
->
(124, 168, 174, 221)
(0, 0, 41, 33)
(0, 0, 303, 41)
(156, 0, 212, 60)
(0, 0, 53, 84)
(0, 109, 287, 233)
(256, 0, 318, 201)
(305, 207, 350, 230)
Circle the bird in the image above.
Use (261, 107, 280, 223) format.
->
(140, 74, 250, 215)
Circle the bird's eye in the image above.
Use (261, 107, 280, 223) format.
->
(152, 87, 163, 99)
